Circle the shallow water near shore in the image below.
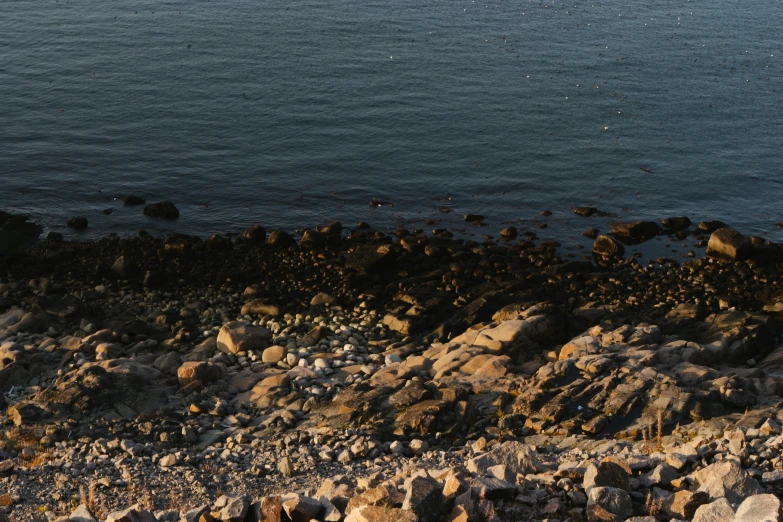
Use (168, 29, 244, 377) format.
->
(1, 0, 781, 245)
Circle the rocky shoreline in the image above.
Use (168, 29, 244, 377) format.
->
(2, 215, 783, 521)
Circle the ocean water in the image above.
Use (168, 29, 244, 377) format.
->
(1, 0, 781, 250)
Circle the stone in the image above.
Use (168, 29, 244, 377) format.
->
(466, 441, 542, 478)
(734, 494, 781, 522)
(177, 361, 222, 387)
(67, 217, 88, 229)
(311, 292, 336, 306)
(593, 235, 624, 257)
(610, 221, 661, 242)
(469, 476, 517, 500)
(706, 228, 752, 261)
(402, 475, 443, 522)
(586, 487, 632, 522)
(345, 506, 418, 522)
(159, 454, 177, 467)
(104, 506, 158, 522)
(241, 299, 281, 317)
(242, 225, 266, 242)
(217, 321, 272, 354)
(583, 461, 630, 493)
(143, 201, 179, 219)
(692, 498, 735, 522)
(662, 216, 692, 229)
(692, 460, 763, 503)
(111, 256, 138, 279)
(219, 496, 249, 522)
(666, 490, 709, 519)
(300, 229, 326, 249)
(267, 230, 296, 247)
(122, 195, 146, 206)
(69, 505, 98, 522)
(262, 346, 286, 364)
(282, 494, 323, 522)
(500, 226, 518, 239)
(278, 456, 294, 477)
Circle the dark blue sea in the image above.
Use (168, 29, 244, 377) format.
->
(1, 0, 781, 252)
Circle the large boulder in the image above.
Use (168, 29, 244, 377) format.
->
(691, 460, 762, 504)
(466, 441, 543, 478)
(706, 228, 751, 261)
(217, 321, 272, 354)
(692, 498, 735, 522)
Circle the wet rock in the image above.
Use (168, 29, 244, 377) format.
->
(592, 235, 624, 257)
(122, 195, 146, 206)
(698, 220, 728, 233)
(268, 230, 297, 248)
(104, 506, 157, 522)
(500, 227, 518, 239)
(300, 229, 326, 249)
(610, 221, 661, 242)
(583, 227, 600, 239)
(67, 217, 88, 229)
(143, 201, 179, 219)
(574, 207, 599, 217)
(706, 228, 751, 261)
(662, 216, 691, 230)
(464, 214, 485, 222)
(242, 225, 266, 242)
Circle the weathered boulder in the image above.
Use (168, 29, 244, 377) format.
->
(593, 236, 624, 257)
(586, 487, 632, 522)
(217, 321, 272, 354)
(706, 228, 751, 261)
(692, 460, 762, 503)
(734, 494, 781, 522)
(177, 361, 222, 388)
(692, 498, 735, 522)
(402, 475, 443, 522)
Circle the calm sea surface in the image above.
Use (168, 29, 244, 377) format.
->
(1, 0, 781, 248)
